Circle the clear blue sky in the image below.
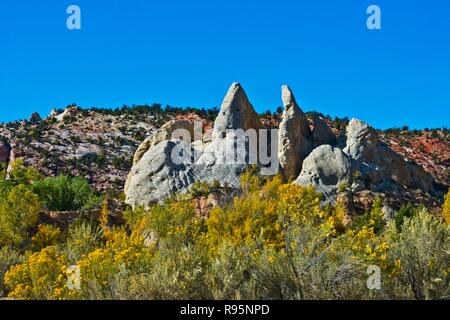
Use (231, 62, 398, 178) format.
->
(0, 0, 449, 129)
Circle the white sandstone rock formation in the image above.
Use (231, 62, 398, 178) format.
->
(312, 116, 336, 148)
(278, 85, 312, 180)
(212, 82, 262, 141)
(125, 140, 199, 209)
(125, 82, 263, 208)
(295, 145, 351, 201)
(132, 120, 200, 166)
(343, 118, 434, 192)
(125, 84, 436, 209)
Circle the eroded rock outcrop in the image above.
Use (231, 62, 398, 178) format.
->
(295, 145, 351, 201)
(278, 85, 313, 180)
(125, 83, 437, 209)
(29, 112, 42, 124)
(193, 82, 264, 189)
(212, 82, 262, 141)
(125, 140, 199, 209)
(75, 144, 102, 160)
(312, 117, 336, 148)
(343, 118, 434, 192)
(194, 132, 254, 189)
(133, 120, 198, 166)
(125, 82, 262, 208)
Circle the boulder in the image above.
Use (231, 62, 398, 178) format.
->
(132, 120, 198, 166)
(125, 140, 198, 209)
(124, 84, 436, 210)
(343, 118, 379, 163)
(125, 133, 248, 209)
(278, 85, 312, 180)
(295, 145, 351, 201)
(312, 117, 336, 148)
(343, 118, 434, 192)
(75, 144, 102, 160)
(194, 132, 253, 189)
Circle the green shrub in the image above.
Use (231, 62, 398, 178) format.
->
(205, 242, 255, 300)
(386, 209, 450, 299)
(395, 203, 415, 232)
(127, 244, 210, 300)
(33, 175, 99, 211)
(66, 222, 104, 263)
(0, 184, 42, 247)
(7, 159, 42, 185)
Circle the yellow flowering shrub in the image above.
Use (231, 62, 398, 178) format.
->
(344, 200, 400, 275)
(342, 226, 403, 277)
(0, 246, 23, 296)
(143, 199, 206, 245)
(329, 199, 347, 233)
(99, 198, 114, 240)
(31, 225, 63, 251)
(442, 190, 450, 224)
(2, 162, 448, 300)
(277, 183, 324, 225)
(206, 176, 283, 254)
(5, 227, 153, 300)
(206, 175, 328, 255)
(4, 246, 69, 300)
(280, 184, 343, 241)
(76, 228, 153, 294)
(346, 225, 391, 267)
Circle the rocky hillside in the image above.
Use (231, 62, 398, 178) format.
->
(380, 129, 450, 187)
(0, 106, 155, 191)
(0, 105, 216, 192)
(0, 89, 448, 213)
